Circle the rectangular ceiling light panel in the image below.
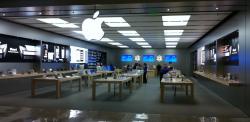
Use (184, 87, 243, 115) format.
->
(100, 38, 113, 42)
(162, 15, 191, 26)
(37, 18, 79, 28)
(141, 45, 152, 48)
(108, 42, 123, 45)
(165, 42, 178, 45)
(136, 42, 149, 45)
(99, 17, 130, 27)
(37, 18, 68, 24)
(118, 30, 140, 36)
(164, 30, 184, 36)
(166, 45, 177, 48)
(73, 31, 82, 34)
(118, 45, 129, 48)
(52, 23, 79, 28)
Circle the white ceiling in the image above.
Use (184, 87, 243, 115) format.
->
(0, 1, 242, 49)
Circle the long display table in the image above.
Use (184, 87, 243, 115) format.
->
(92, 77, 132, 100)
(31, 76, 82, 98)
(160, 78, 194, 103)
(0, 70, 79, 80)
(193, 71, 241, 86)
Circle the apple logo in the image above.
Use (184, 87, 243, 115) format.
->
(135, 55, 141, 61)
(82, 11, 104, 41)
(156, 55, 162, 62)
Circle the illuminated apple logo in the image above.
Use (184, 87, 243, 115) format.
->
(82, 11, 104, 41)
(135, 55, 141, 61)
(156, 55, 162, 62)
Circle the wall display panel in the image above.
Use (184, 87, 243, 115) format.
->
(164, 55, 177, 63)
(197, 46, 205, 65)
(70, 46, 88, 63)
(0, 34, 40, 62)
(42, 42, 69, 63)
(142, 55, 155, 62)
(121, 55, 133, 62)
(88, 49, 107, 69)
(217, 31, 239, 65)
(205, 41, 217, 65)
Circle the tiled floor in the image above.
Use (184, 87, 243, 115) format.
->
(0, 106, 249, 122)
(0, 77, 248, 121)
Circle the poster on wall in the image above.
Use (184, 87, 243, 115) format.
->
(219, 30, 239, 65)
(121, 55, 133, 62)
(70, 46, 88, 63)
(142, 55, 155, 62)
(164, 55, 177, 63)
(42, 42, 69, 63)
(197, 46, 205, 65)
(0, 34, 40, 62)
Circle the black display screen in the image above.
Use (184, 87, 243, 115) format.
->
(41, 42, 69, 63)
(0, 34, 40, 62)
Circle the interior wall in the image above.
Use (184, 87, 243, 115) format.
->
(0, 18, 114, 71)
(189, 11, 248, 115)
(0, 18, 115, 95)
(245, 0, 250, 116)
(113, 48, 191, 76)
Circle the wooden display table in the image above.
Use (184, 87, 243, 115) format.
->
(147, 70, 156, 78)
(80, 73, 103, 86)
(97, 70, 114, 75)
(0, 70, 79, 80)
(193, 71, 241, 86)
(0, 73, 43, 80)
(122, 73, 143, 89)
(92, 77, 132, 100)
(31, 76, 82, 98)
(115, 69, 123, 74)
(160, 78, 194, 103)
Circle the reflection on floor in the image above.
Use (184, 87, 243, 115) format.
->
(0, 77, 247, 117)
(0, 106, 249, 122)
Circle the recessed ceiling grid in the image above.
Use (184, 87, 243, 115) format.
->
(0, 1, 240, 48)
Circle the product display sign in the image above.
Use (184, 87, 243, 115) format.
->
(70, 46, 88, 63)
(164, 55, 177, 63)
(42, 42, 69, 63)
(88, 49, 106, 69)
(218, 30, 239, 65)
(121, 55, 133, 62)
(142, 55, 155, 62)
(0, 34, 40, 62)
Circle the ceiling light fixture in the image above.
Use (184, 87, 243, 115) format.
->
(141, 45, 152, 48)
(53, 23, 79, 28)
(118, 45, 129, 48)
(136, 42, 149, 45)
(37, 18, 68, 24)
(100, 38, 113, 42)
(166, 45, 177, 48)
(165, 38, 180, 41)
(129, 38, 145, 42)
(108, 42, 123, 46)
(164, 30, 184, 36)
(37, 18, 79, 28)
(165, 42, 178, 45)
(162, 15, 191, 26)
(99, 17, 130, 27)
(73, 31, 82, 34)
(118, 30, 140, 36)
